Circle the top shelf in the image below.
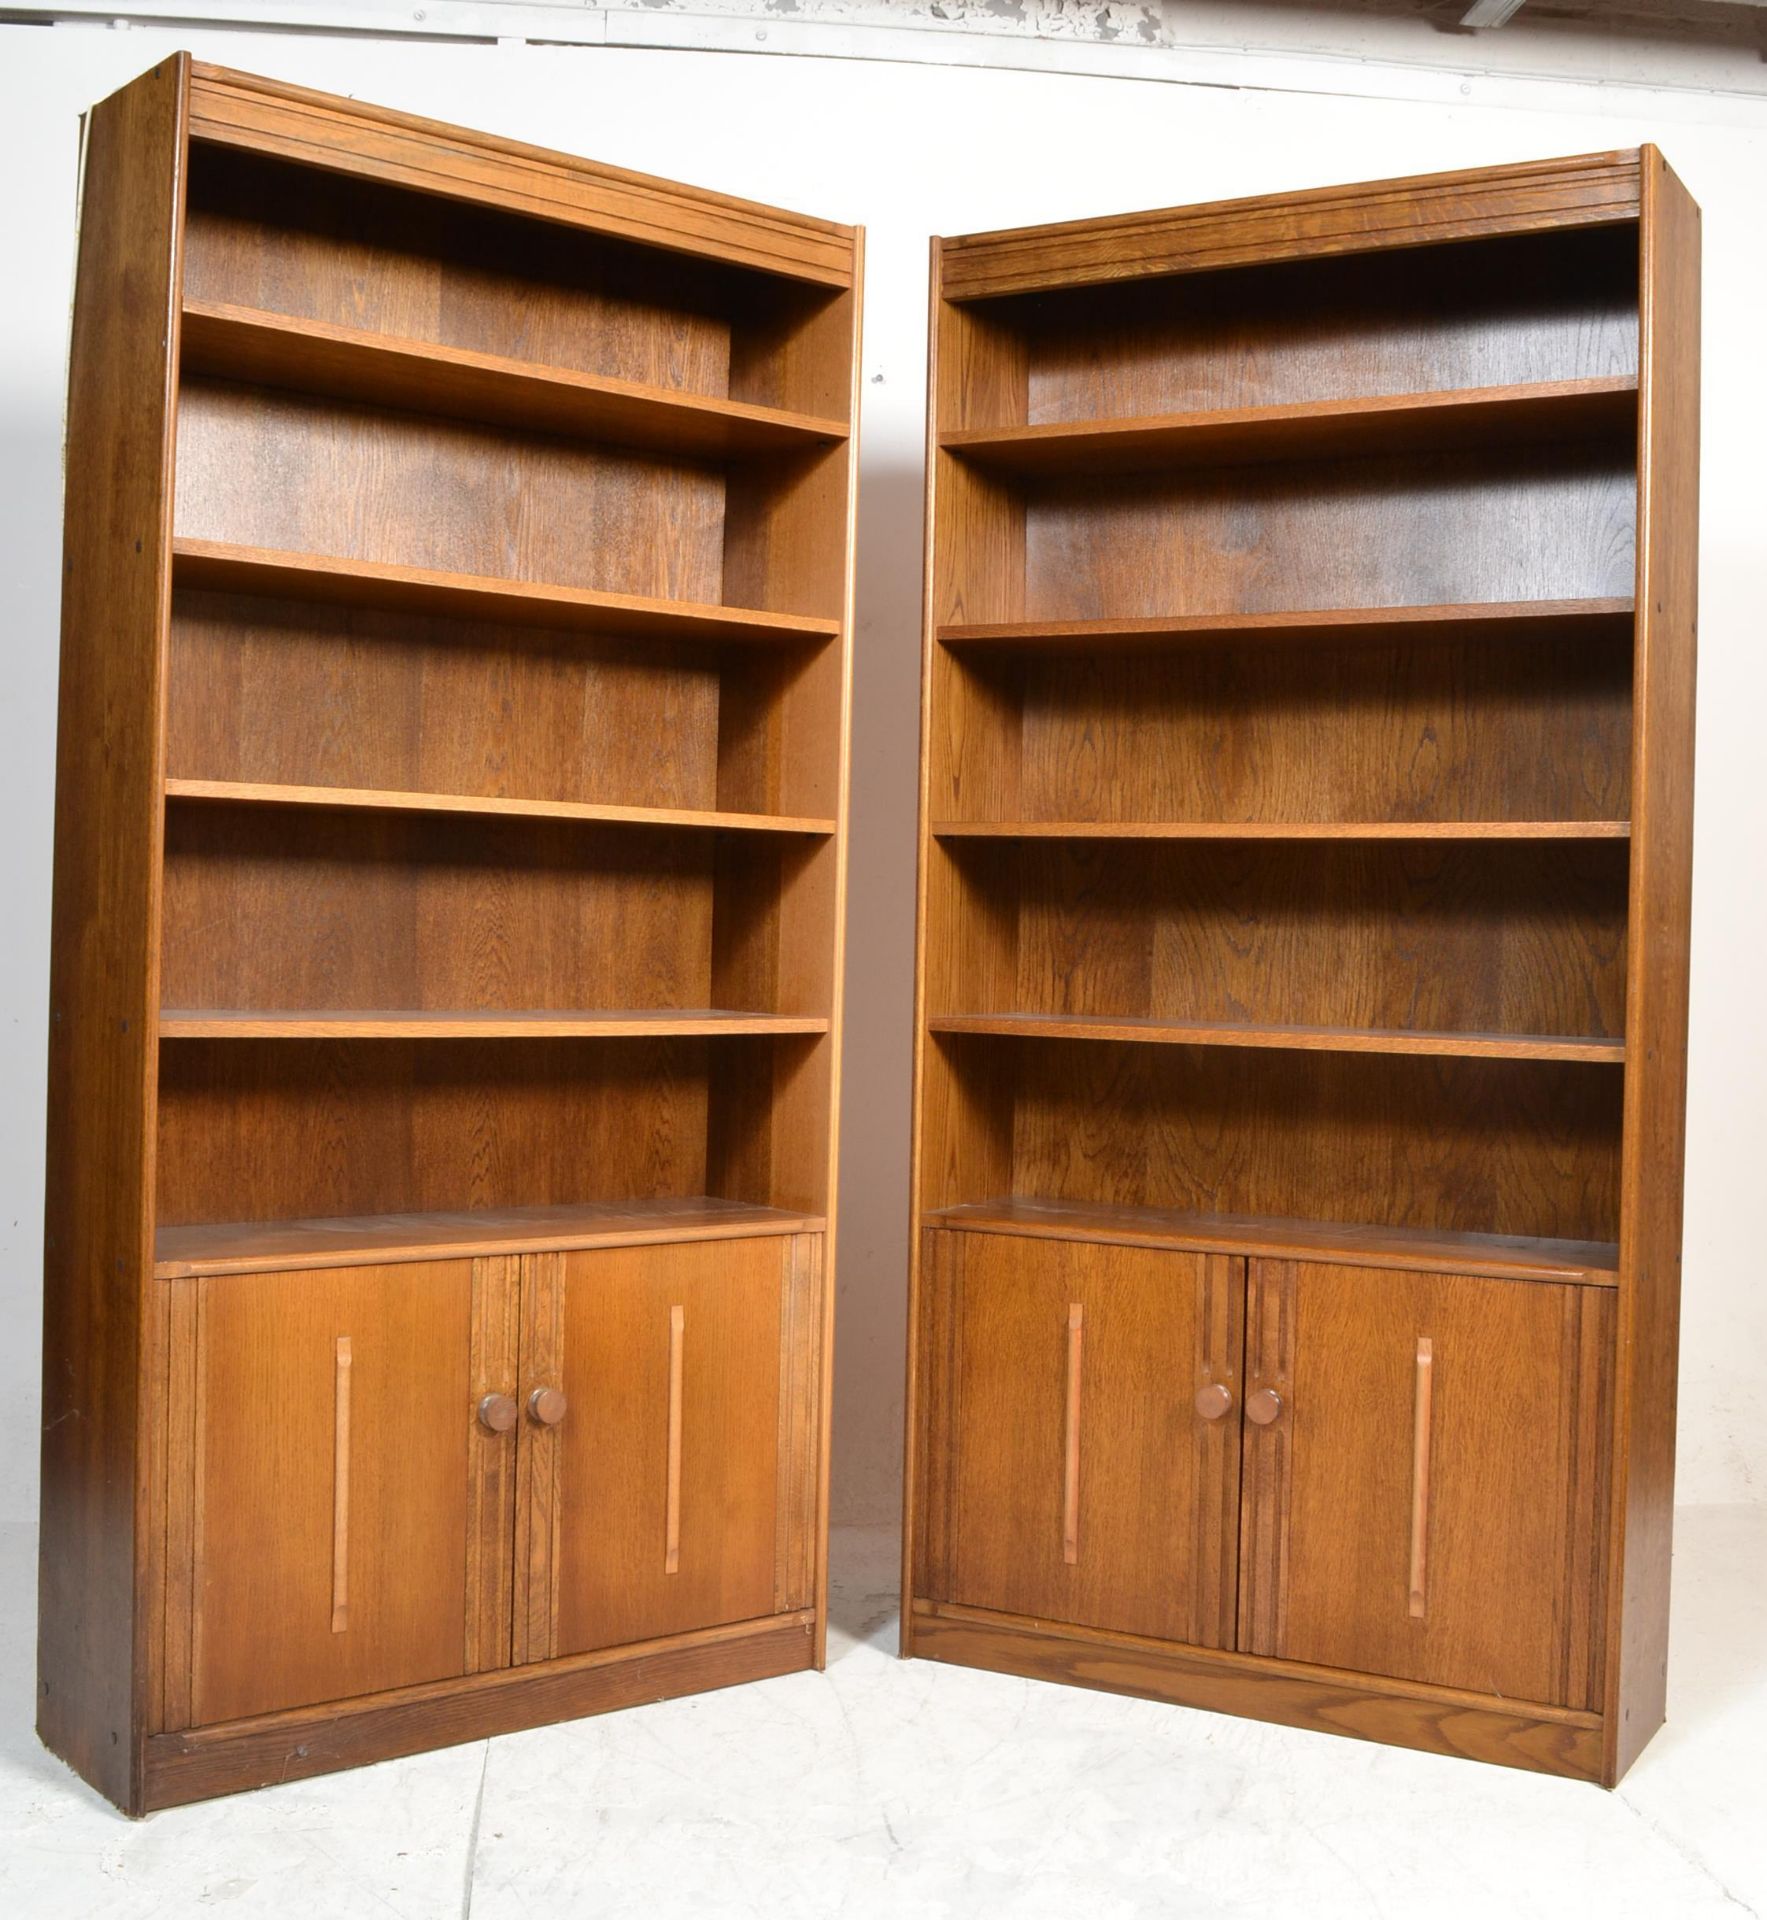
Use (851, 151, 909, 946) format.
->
(940, 377, 1638, 478)
(182, 300, 849, 462)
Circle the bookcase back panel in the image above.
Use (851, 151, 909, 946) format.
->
(935, 839, 1629, 1039)
(183, 142, 851, 413)
(161, 806, 713, 1011)
(715, 641, 845, 819)
(930, 1036, 1622, 1243)
(974, 227, 1638, 430)
(942, 633, 1632, 824)
(156, 1036, 715, 1224)
(175, 381, 728, 600)
(169, 591, 726, 812)
(156, 1032, 830, 1226)
(160, 806, 824, 1017)
(1020, 447, 1635, 620)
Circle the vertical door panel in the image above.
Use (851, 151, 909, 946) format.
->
(174, 1260, 478, 1727)
(924, 1230, 1243, 1647)
(464, 1255, 522, 1674)
(1239, 1259, 1610, 1708)
(528, 1235, 801, 1660)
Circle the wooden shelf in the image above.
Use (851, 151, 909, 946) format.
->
(154, 1195, 826, 1280)
(166, 777, 837, 838)
(932, 820, 1631, 842)
(927, 1197, 1618, 1287)
(160, 1009, 831, 1040)
(171, 539, 841, 648)
(938, 598, 1635, 653)
(940, 378, 1638, 478)
(927, 1011, 1624, 1063)
(182, 299, 849, 462)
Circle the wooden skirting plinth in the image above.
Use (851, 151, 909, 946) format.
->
(907, 1601, 1606, 1784)
(141, 1612, 815, 1813)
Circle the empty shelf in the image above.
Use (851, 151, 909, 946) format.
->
(940, 377, 1638, 477)
(155, 1196, 826, 1279)
(926, 1011, 1624, 1063)
(160, 1009, 830, 1040)
(172, 539, 840, 647)
(166, 778, 836, 837)
(938, 597, 1635, 652)
(928, 1197, 1618, 1286)
(932, 820, 1631, 842)
(183, 300, 849, 460)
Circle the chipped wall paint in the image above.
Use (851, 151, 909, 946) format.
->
(630, 0, 1167, 46)
(19, 0, 1767, 106)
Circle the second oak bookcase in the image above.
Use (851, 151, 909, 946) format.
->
(903, 150, 1697, 1786)
(41, 56, 859, 1813)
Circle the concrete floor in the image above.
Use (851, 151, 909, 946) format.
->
(2, 1511, 1763, 1918)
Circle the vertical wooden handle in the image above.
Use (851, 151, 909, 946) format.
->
(1062, 1302, 1083, 1566)
(1409, 1336, 1434, 1620)
(665, 1304, 684, 1575)
(332, 1335, 352, 1634)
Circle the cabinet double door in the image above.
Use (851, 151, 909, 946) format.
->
(161, 1233, 823, 1730)
(918, 1231, 1610, 1711)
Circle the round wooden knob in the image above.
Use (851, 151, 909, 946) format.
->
(527, 1385, 568, 1427)
(477, 1392, 517, 1434)
(1245, 1387, 1284, 1427)
(1194, 1382, 1234, 1422)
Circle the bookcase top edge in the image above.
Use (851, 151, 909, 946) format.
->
(936, 148, 1646, 301)
(178, 57, 858, 289)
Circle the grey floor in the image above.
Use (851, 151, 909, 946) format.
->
(2, 1512, 1764, 1918)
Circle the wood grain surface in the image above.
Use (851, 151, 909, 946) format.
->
(187, 62, 854, 287)
(951, 224, 1637, 427)
(172, 541, 838, 644)
(1238, 1259, 1610, 1710)
(549, 1238, 789, 1654)
(928, 1198, 1617, 1287)
(145, 1612, 816, 1809)
(155, 1198, 824, 1279)
(930, 836, 1629, 1041)
(183, 300, 846, 460)
(921, 1231, 1242, 1647)
(938, 149, 1641, 298)
(1604, 147, 1701, 1786)
(906, 147, 1689, 1787)
(46, 53, 861, 1813)
(171, 1260, 474, 1727)
(944, 378, 1635, 477)
(909, 1603, 1603, 1781)
(935, 628, 1632, 827)
(38, 53, 188, 1817)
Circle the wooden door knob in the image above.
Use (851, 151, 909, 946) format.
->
(1245, 1387, 1284, 1427)
(527, 1385, 568, 1427)
(1194, 1382, 1234, 1421)
(477, 1392, 517, 1434)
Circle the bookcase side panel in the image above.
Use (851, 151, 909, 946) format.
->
(40, 53, 189, 1815)
(1607, 151, 1700, 1786)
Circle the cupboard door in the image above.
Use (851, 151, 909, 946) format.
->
(1239, 1260, 1611, 1708)
(166, 1260, 485, 1728)
(921, 1231, 1242, 1646)
(514, 1234, 817, 1662)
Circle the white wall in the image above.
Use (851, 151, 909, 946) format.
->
(1, 21, 1763, 1529)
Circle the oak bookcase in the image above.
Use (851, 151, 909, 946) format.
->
(903, 151, 1698, 1785)
(41, 56, 860, 1813)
